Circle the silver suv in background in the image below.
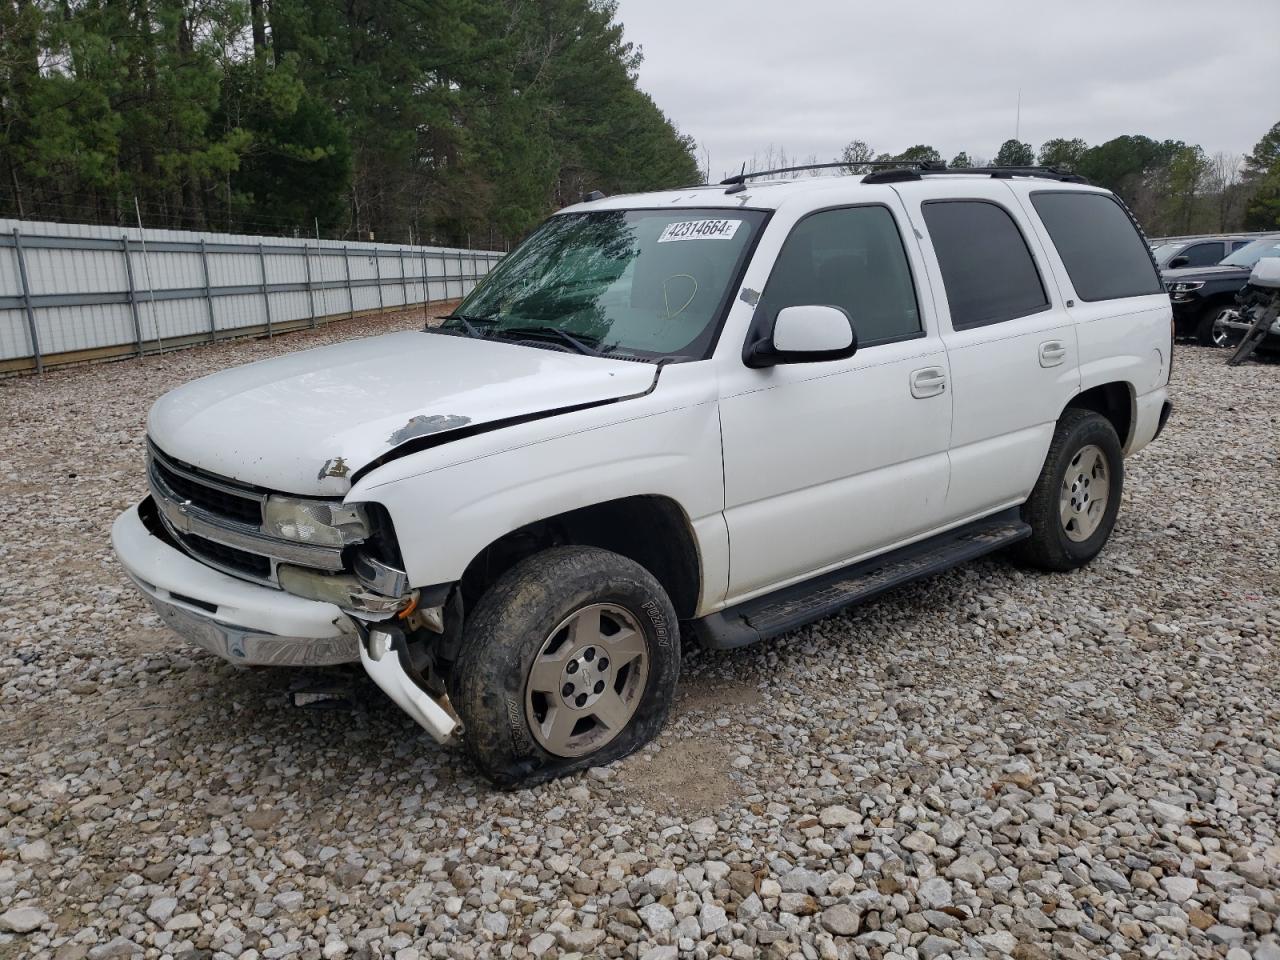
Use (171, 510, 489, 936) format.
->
(1151, 235, 1257, 270)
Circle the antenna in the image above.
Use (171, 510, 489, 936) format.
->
(1015, 87, 1022, 142)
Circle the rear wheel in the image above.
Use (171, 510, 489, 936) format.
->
(450, 546, 679, 787)
(1013, 409, 1124, 571)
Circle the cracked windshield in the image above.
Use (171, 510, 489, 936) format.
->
(445, 208, 767, 359)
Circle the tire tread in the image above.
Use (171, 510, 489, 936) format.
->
(1012, 408, 1123, 572)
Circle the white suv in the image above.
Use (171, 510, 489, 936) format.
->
(113, 165, 1175, 786)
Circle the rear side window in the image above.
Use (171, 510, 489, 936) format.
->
(758, 205, 921, 346)
(1030, 191, 1164, 301)
(921, 200, 1049, 329)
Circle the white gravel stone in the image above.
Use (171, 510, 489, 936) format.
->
(0, 905, 48, 933)
(699, 902, 728, 936)
(638, 902, 676, 934)
(481, 911, 509, 936)
(819, 805, 857, 827)
(146, 897, 178, 924)
(1161, 876, 1198, 902)
(919, 934, 960, 959)
(944, 857, 984, 884)
(527, 933, 556, 958)
(917, 878, 953, 910)
(18, 839, 53, 862)
(820, 903, 862, 936)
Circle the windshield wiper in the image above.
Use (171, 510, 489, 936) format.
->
(434, 313, 498, 338)
(492, 325, 602, 357)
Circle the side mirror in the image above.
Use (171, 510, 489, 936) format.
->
(744, 304, 858, 368)
(1167, 255, 1190, 269)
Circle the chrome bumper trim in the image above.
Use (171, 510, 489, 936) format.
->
(136, 576, 360, 666)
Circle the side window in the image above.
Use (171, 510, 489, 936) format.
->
(1231, 239, 1251, 252)
(1183, 242, 1223, 267)
(920, 200, 1049, 329)
(757, 206, 922, 346)
(1029, 191, 1165, 301)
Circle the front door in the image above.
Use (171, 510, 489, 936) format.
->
(718, 201, 953, 603)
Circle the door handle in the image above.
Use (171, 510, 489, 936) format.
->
(910, 366, 947, 399)
(1039, 340, 1068, 367)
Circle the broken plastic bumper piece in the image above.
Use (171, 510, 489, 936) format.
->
(359, 625, 462, 744)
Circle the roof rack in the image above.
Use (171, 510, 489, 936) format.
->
(716, 160, 1087, 194)
(719, 159, 942, 187)
(862, 165, 1089, 185)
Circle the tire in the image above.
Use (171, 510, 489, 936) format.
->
(450, 546, 680, 787)
(1195, 303, 1237, 347)
(1012, 409, 1124, 572)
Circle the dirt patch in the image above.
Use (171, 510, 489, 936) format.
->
(615, 732, 738, 817)
(673, 675, 763, 717)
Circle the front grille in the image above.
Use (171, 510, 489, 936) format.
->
(145, 440, 347, 588)
(150, 451, 263, 526)
(183, 533, 272, 580)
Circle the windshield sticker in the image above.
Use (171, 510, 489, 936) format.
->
(657, 219, 743, 243)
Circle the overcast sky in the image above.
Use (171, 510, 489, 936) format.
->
(616, 0, 1280, 180)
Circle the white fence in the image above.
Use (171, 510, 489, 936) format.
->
(0, 219, 504, 374)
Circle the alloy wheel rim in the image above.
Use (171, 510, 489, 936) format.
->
(1211, 310, 1238, 348)
(524, 603, 648, 757)
(1059, 443, 1110, 543)
(1208, 309, 1239, 348)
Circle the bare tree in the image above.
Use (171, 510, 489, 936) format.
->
(739, 145, 809, 178)
(1206, 152, 1243, 231)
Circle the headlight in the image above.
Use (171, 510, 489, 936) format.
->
(262, 496, 370, 547)
(1168, 281, 1204, 294)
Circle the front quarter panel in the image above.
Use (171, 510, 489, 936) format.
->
(347, 363, 729, 614)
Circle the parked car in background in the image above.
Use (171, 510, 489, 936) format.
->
(1165, 235, 1280, 345)
(1151, 235, 1256, 270)
(1215, 257, 1280, 354)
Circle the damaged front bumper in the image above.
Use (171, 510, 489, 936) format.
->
(113, 502, 362, 666)
(112, 501, 464, 743)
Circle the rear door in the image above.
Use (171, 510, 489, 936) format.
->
(1016, 189, 1170, 448)
(896, 180, 1080, 521)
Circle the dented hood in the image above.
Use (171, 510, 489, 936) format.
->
(147, 331, 656, 496)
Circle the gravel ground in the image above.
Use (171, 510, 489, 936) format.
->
(1, 324, 1278, 960)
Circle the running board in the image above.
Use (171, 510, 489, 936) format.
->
(693, 510, 1031, 650)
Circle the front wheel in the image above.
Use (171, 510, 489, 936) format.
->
(1196, 304, 1242, 347)
(1012, 409, 1124, 572)
(450, 546, 680, 787)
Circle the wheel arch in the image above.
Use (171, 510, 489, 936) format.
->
(1065, 381, 1135, 451)
(456, 494, 703, 620)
